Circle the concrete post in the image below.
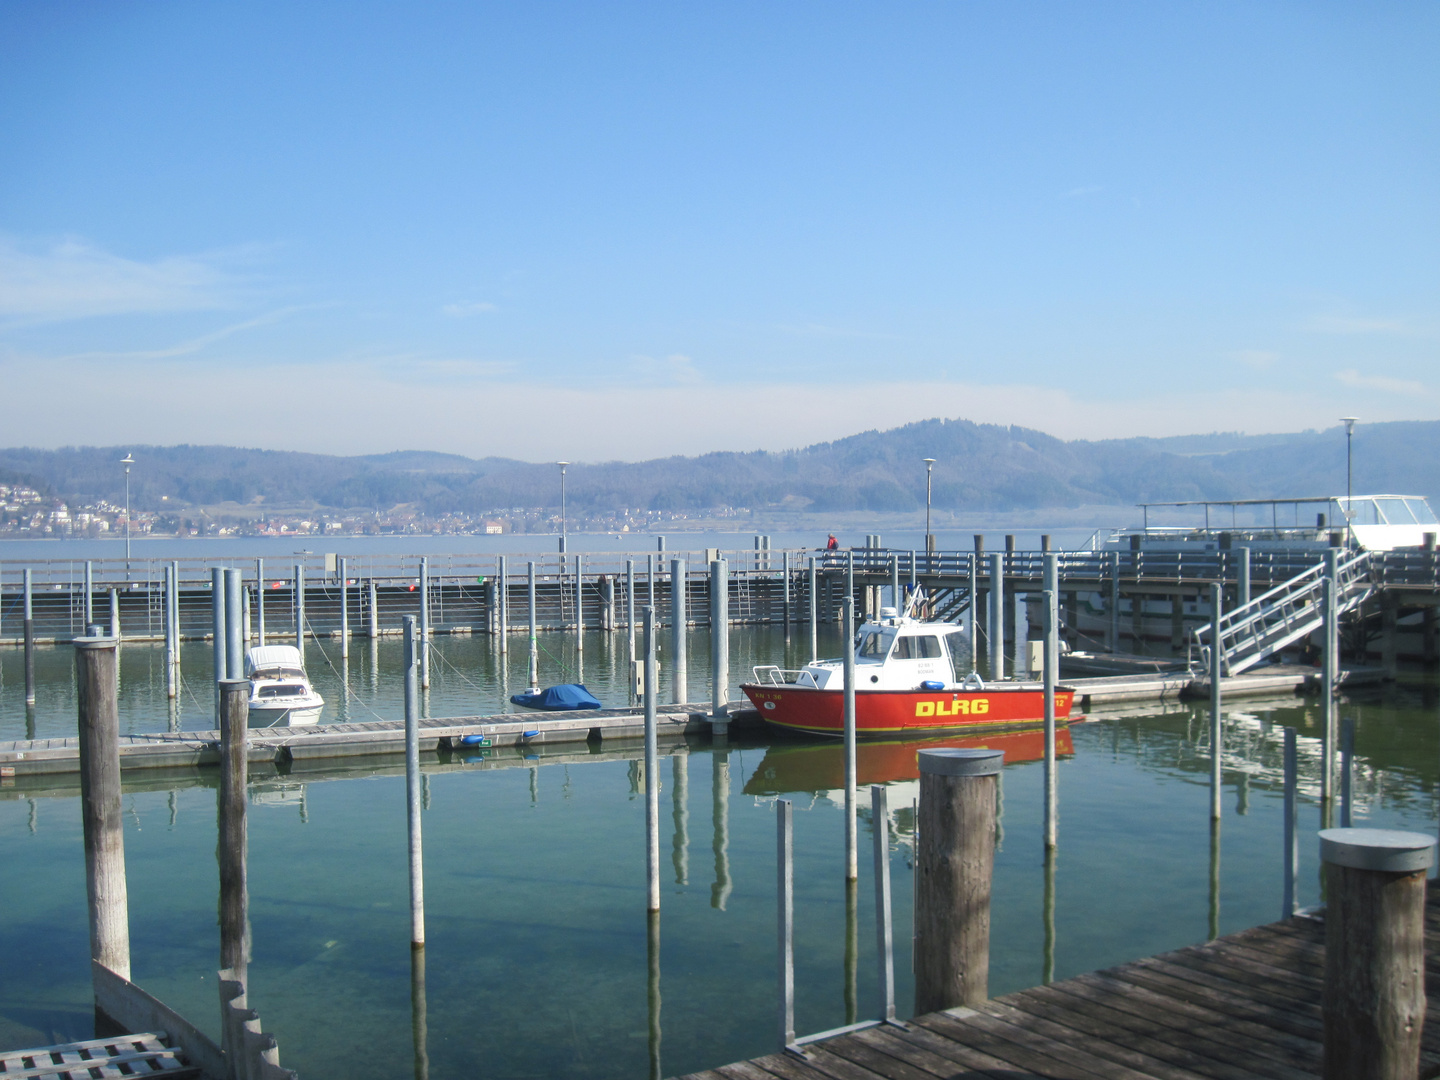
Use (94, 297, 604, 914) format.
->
(710, 559, 729, 731)
(224, 568, 243, 680)
(84, 560, 94, 627)
(403, 616, 425, 947)
(644, 607, 659, 912)
(988, 552, 1004, 678)
(164, 565, 177, 699)
(915, 748, 1002, 1013)
(575, 553, 585, 648)
(23, 568, 35, 706)
(108, 588, 120, 640)
(626, 560, 636, 663)
(1320, 828, 1434, 1080)
(670, 558, 687, 704)
(1238, 547, 1252, 609)
(294, 564, 305, 660)
(76, 636, 130, 980)
(368, 580, 379, 641)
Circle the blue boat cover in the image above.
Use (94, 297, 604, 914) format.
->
(509, 683, 602, 711)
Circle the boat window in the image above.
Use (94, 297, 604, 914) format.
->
(258, 685, 305, 698)
(1341, 498, 1382, 526)
(857, 630, 893, 658)
(913, 636, 943, 658)
(1375, 498, 1416, 525)
(1408, 499, 1439, 526)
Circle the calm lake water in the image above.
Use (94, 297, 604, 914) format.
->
(2, 627, 1438, 1079)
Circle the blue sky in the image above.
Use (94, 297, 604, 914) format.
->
(1, 2, 1436, 460)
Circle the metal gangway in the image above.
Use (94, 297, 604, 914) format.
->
(1191, 549, 1373, 677)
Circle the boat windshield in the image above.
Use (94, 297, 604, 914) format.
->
(856, 629, 895, 658)
(257, 684, 307, 698)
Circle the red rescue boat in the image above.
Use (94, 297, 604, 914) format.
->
(740, 596, 1075, 737)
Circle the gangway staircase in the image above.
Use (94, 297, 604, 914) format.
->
(1191, 549, 1373, 678)
(929, 585, 973, 624)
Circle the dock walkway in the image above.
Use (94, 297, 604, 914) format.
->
(677, 889, 1440, 1080)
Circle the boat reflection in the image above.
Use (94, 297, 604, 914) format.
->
(743, 726, 1076, 796)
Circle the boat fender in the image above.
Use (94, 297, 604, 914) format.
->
(961, 672, 986, 691)
(521, 730, 540, 739)
(920, 680, 946, 691)
(460, 733, 489, 745)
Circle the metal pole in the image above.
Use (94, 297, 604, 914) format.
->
(224, 568, 243, 680)
(84, 560, 94, 627)
(75, 635, 130, 980)
(627, 560, 637, 663)
(1210, 581, 1223, 821)
(988, 551, 1004, 678)
(647, 553, 655, 614)
(843, 596, 857, 881)
(872, 785, 896, 1021)
(368, 579, 379, 641)
(527, 561, 539, 691)
(256, 557, 265, 646)
(167, 563, 179, 699)
(1237, 547, 1251, 609)
(496, 555, 508, 653)
(419, 557, 430, 691)
(807, 556, 818, 663)
(218, 678, 249, 978)
(890, 553, 901, 614)
(670, 558, 687, 704)
(575, 553, 584, 647)
(1340, 716, 1355, 828)
(776, 798, 794, 1051)
(782, 550, 791, 637)
(108, 588, 119, 640)
(1282, 728, 1298, 917)
(23, 568, 35, 706)
(403, 615, 425, 947)
(1108, 551, 1121, 652)
(644, 607, 659, 912)
(1043, 555, 1058, 850)
(212, 567, 226, 724)
(1323, 548, 1339, 804)
(294, 563, 305, 659)
(339, 556, 349, 660)
(710, 558, 729, 729)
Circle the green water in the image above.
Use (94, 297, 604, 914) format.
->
(2, 636, 1438, 1079)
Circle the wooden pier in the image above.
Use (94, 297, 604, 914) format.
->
(677, 886, 1440, 1080)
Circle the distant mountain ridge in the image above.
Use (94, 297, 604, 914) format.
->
(1, 418, 1436, 516)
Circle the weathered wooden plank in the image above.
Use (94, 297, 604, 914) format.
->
(746, 1051, 850, 1080)
(994, 988, 1227, 1080)
(919, 1007, 1152, 1080)
(788, 1045, 896, 1080)
(852, 1019, 1040, 1079)
(820, 1033, 950, 1080)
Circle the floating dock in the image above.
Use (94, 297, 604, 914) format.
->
(677, 886, 1440, 1080)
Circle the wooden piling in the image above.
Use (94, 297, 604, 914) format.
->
(218, 678, 249, 977)
(1321, 827, 1434, 1080)
(76, 635, 130, 981)
(914, 747, 1002, 1013)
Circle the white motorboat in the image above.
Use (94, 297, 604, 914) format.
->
(245, 645, 324, 727)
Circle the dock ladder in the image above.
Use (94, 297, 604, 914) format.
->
(1191, 550, 1373, 677)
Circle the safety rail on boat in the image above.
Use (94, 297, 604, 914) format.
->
(752, 665, 820, 689)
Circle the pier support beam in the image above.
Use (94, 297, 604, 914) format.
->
(807, 557, 818, 664)
(218, 678, 249, 978)
(339, 557, 349, 660)
(76, 635, 130, 981)
(224, 568, 243, 680)
(1323, 549, 1339, 803)
(843, 596, 857, 882)
(1321, 828, 1434, 1080)
(644, 607, 660, 912)
(988, 552, 1004, 679)
(527, 562, 538, 691)
(256, 558, 265, 646)
(294, 564, 305, 661)
(403, 616, 425, 947)
(368, 580, 379, 641)
(212, 568, 227, 723)
(23, 568, 35, 706)
(496, 555, 507, 652)
(1108, 552, 1121, 653)
(419, 557, 430, 690)
(709, 559, 729, 732)
(915, 748, 1001, 1014)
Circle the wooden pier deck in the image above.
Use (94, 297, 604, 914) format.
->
(677, 888, 1440, 1080)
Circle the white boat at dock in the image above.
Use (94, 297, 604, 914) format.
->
(245, 645, 324, 727)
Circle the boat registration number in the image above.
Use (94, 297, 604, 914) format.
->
(916, 698, 988, 717)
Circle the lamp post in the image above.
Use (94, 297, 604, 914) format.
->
(558, 461, 570, 554)
(120, 453, 134, 568)
(1340, 418, 1358, 546)
(922, 458, 936, 555)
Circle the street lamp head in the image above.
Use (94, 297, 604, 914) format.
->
(121, 453, 134, 469)
(923, 458, 936, 467)
(1340, 417, 1358, 435)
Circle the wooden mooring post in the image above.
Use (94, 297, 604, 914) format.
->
(914, 747, 1002, 1013)
(76, 635, 131, 982)
(218, 675, 250, 1033)
(1321, 827, 1435, 1080)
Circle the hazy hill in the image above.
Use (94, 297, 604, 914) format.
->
(1, 418, 1435, 516)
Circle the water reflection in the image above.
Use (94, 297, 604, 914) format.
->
(711, 750, 731, 910)
(671, 751, 689, 886)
